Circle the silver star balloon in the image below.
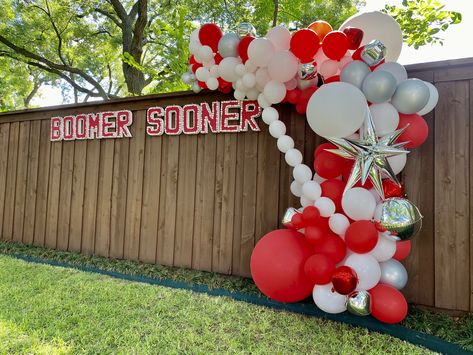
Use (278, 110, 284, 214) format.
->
(325, 108, 409, 199)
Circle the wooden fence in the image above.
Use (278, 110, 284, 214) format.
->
(0, 58, 472, 311)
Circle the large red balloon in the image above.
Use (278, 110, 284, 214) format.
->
(342, 27, 364, 50)
(314, 151, 347, 179)
(251, 229, 314, 302)
(396, 113, 429, 148)
(199, 23, 223, 52)
(332, 266, 358, 295)
(321, 179, 345, 212)
(393, 240, 412, 261)
(370, 284, 408, 324)
(345, 220, 378, 253)
(290, 29, 321, 63)
(322, 31, 349, 60)
(313, 234, 346, 263)
(304, 253, 336, 285)
(238, 35, 255, 63)
(314, 142, 338, 158)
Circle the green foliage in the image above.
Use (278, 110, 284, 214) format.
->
(384, 0, 462, 49)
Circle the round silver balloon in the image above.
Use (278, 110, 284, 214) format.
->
(361, 70, 397, 104)
(391, 79, 430, 114)
(340, 61, 371, 89)
(218, 33, 240, 58)
(346, 291, 371, 316)
(380, 259, 408, 290)
(237, 22, 256, 38)
(374, 197, 422, 240)
(361, 39, 387, 66)
(298, 62, 318, 81)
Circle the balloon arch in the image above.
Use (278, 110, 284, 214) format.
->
(182, 11, 438, 324)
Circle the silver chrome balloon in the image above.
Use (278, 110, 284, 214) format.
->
(218, 33, 240, 58)
(380, 259, 408, 290)
(391, 78, 431, 114)
(361, 70, 397, 104)
(340, 60, 371, 89)
(298, 62, 318, 81)
(346, 290, 371, 316)
(361, 39, 387, 66)
(374, 197, 422, 240)
(236, 22, 256, 38)
(282, 207, 301, 228)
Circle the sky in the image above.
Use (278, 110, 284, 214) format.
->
(31, 0, 473, 108)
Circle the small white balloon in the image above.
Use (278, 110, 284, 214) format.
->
(190, 28, 200, 42)
(344, 253, 381, 290)
(189, 40, 201, 56)
(242, 73, 256, 88)
(319, 59, 339, 78)
(387, 154, 407, 175)
(293, 164, 312, 184)
(302, 181, 322, 201)
(255, 67, 271, 87)
(206, 77, 219, 90)
(257, 93, 271, 108)
(244, 60, 258, 73)
(266, 25, 291, 50)
(198, 45, 214, 62)
(370, 233, 396, 262)
(246, 88, 260, 100)
(314, 197, 335, 217)
(234, 89, 246, 101)
(269, 120, 286, 138)
(300, 196, 314, 207)
(195, 67, 210, 82)
(263, 80, 286, 104)
(192, 82, 202, 93)
(342, 187, 376, 221)
(313, 173, 326, 184)
(313, 283, 347, 314)
(209, 65, 219, 77)
(248, 38, 275, 67)
(290, 180, 303, 197)
(285, 148, 303, 167)
(277, 135, 295, 153)
(267, 50, 299, 83)
(235, 63, 247, 77)
(218, 57, 241, 82)
(369, 102, 399, 136)
(329, 213, 350, 235)
(417, 81, 439, 116)
(262, 107, 279, 124)
(235, 79, 246, 91)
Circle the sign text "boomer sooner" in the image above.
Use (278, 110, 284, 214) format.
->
(50, 100, 261, 141)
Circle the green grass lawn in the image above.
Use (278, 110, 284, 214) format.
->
(0, 255, 434, 355)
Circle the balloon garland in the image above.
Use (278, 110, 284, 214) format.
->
(182, 11, 439, 324)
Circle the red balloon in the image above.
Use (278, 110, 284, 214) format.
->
(198, 80, 207, 89)
(393, 240, 412, 261)
(324, 75, 340, 83)
(191, 63, 203, 73)
(345, 220, 378, 253)
(370, 59, 385, 70)
(214, 53, 223, 64)
(299, 86, 318, 102)
(295, 102, 308, 115)
(383, 180, 404, 198)
(352, 48, 365, 61)
(342, 27, 364, 50)
(290, 29, 321, 63)
(370, 284, 408, 324)
(304, 254, 336, 285)
(286, 88, 301, 104)
(251, 229, 314, 302)
(189, 55, 197, 65)
(396, 113, 429, 148)
(313, 234, 346, 263)
(238, 35, 255, 63)
(322, 31, 349, 60)
(291, 213, 305, 230)
(302, 206, 320, 226)
(314, 142, 338, 158)
(199, 23, 223, 52)
(304, 225, 327, 245)
(321, 179, 345, 212)
(314, 150, 347, 179)
(342, 162, 373, 189)
(332, 266, 358, 295)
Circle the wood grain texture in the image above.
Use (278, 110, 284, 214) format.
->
(57, 141, 74, 250)
(2, 122, 19, 241)
(69, 140, 87, 252)
(0, 123, 10, 238)
(45, 140, 62, 248)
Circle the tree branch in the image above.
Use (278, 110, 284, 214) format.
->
(94, 7, 123, 28)
(24, 79, 42, 107)
(131, 0, 148, 61)
(108, 0, 129, 23)
(272, 0, 279, 27)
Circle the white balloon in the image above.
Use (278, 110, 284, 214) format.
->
(195, 67, 210, 82)
(244, 60, 258, 73)
(262, 107, 279, 124)
(338, 55, 353, 70)
(300, 196, 314, 207)
(380, 259, 408, 289)
(192, 81, 202, 93)
(340, 11, 403, 62)
(313, 173, 326, 184)
(257, 93, 271, 108)
(369, 188, 382, 204)
(246, 88, 260, 100)
(314, 197, 335, 217)
(235, 63, 247, 77)
(189, 40, 201, 56)
(277, 135, 295, 153)
(263, 80, 286, 104)
(218, 57, 241, 82)
(285, 148, 303, 167)
(181, 72, 193, 84)
(268, 51, 299, 83)
(370, 232, 396, 262)
(235, 79, 246, 91)
(206, 77, 219, 90)
(313, 283, 347, 314)
(293, 164, 312, 184)
(190, 28, 200, 42)
(290, 180, 303, 197)
(285, 78, 298, 90)
(302, 181, 322, 201)
(198, 45, 214, 62)
(387, 154, 407, 175)
(319, 59, 339, 78)
(234, 89, 246, 101)
(242, 73, 256, 88)
(255, 67, 271, 87)
(418, 81, 439, 116)
(266, 25, 291, 50)
(329, 213, 350, 235)
(307, 82, 367, 138)
(269, 120, 286, 138)
(342, 187, 376, 221)
(209, 65, 219, 77)
(369, 102, 399, 136)
(344, 253, 381, 290)
(248, 38, 275, 67)
(375, 62, 408, 85)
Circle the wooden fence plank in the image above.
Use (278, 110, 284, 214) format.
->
(13, 121, 30, 242)
(57, 141, 75, 250)
(69, 140, 87, 252)
(3, 122, 19, 241)
(0, 124, 10, 238)
(45, 140, 62, 248)
(212, 134, 225, 272)
(23, 120, 41, 244)
(232, 133, 245, 275)
(470, 79, 473, 311)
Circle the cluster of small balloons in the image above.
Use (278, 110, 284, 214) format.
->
(183, 10, 439, 324)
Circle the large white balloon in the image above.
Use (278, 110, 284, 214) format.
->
(340, 11, 403, 62)
(248, 38, 275, 67)
(267, 51, 299, 83)
(370, 232, 396, 262)
(266, 25, 291, 50)
(341, 187, 376, 221)
(312, 283, 347, 314)
(369, 103, 399, 136)
(344, 253, 381, 290)
(306, 82, 367, 138)
(218, 57, 241, 82)
(387, 154, 407, 175)
(418, 81, 439, 116)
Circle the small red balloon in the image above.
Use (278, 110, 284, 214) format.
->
(393, 240, 412, 261)
(199, 23, 223, 52)
(331, 266, 358, 295)
(290, 29, 321, 63)
(214, 53, 223, 64)
(189, 55, 197, 65)
(314, 143, 338, 158)
(322, 31, 349, 60)
(383, 180, 404, 198)
(198, 80, 207, 89)
(237, 35, 255, 63)
(295, 102, 308, 115)
(299, 86, 318, 103)
(191, 63, 203, 73)
(324, 75, 340, 83)
(313, 234, 346, 263)
(302, 206, 320, 226)
(345, 220, 378, 253)
(321, 179, 345, 212)
(304, 225, 327, 245)
(314, 150, 347, 179)
(286, 88, 301, 104)
(304, 253, 336, 285)
(396, 113, 429, 148)
(342, 27, 364, 50)
(370, 284, 408, 324)
(291, 213, 305, 230)
(352, 47, 365, 61)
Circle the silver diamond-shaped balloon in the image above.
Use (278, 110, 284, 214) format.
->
(361, 40, 387, 66)
(236, 22, 256, 38)
(298, 62, 318, 81)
